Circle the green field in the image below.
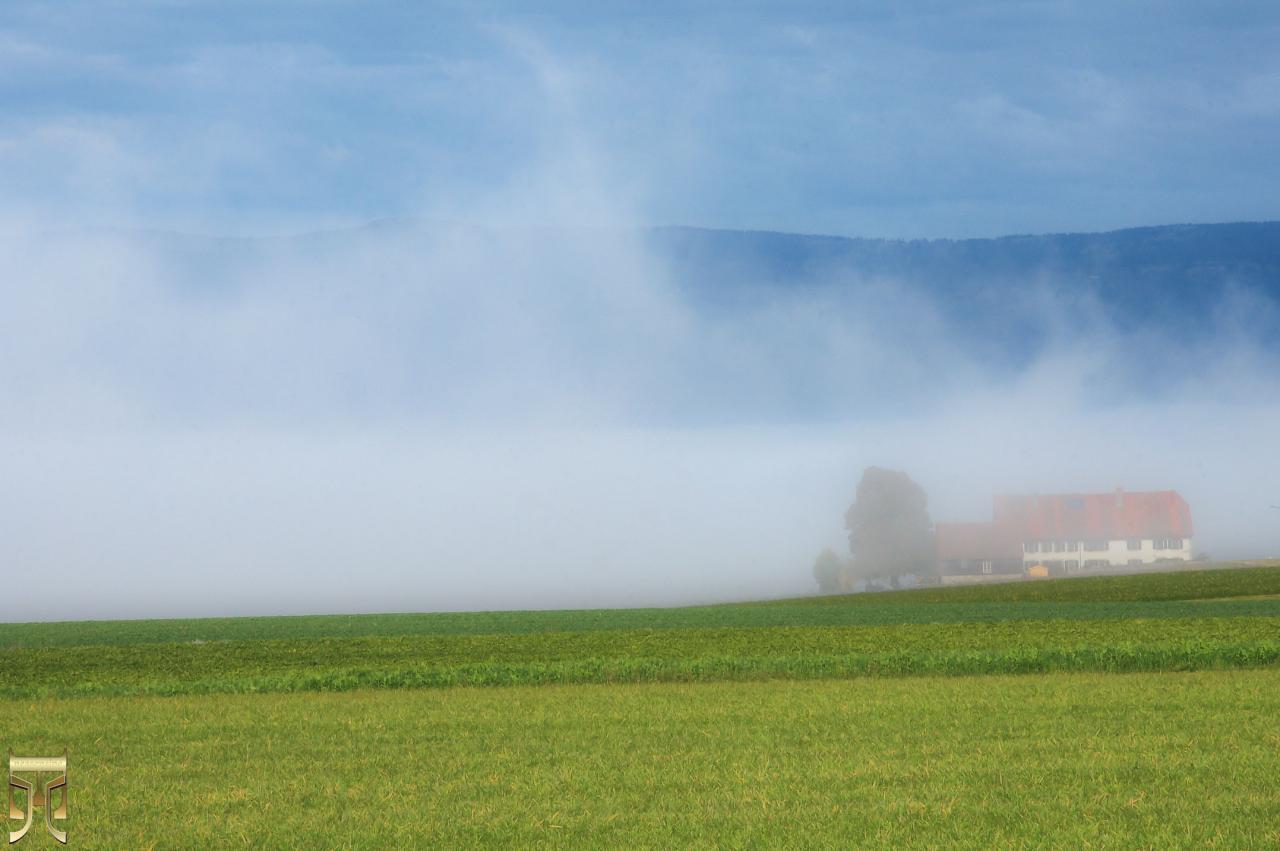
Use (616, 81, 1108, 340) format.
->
(6, 563, 1280, 649)
(3, 565, 1279, 847)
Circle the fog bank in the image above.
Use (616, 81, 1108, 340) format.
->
(1, 222, 1278, 621)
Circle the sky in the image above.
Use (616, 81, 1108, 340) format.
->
(1, 1, 1278, 237)
(1, 2, 1278, 620)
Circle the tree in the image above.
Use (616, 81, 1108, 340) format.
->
(844, 467, 934, 583)
(812, 548, 844, 593)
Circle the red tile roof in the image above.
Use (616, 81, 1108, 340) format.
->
(936, 490, 1192, 560)
(993, 490, 1193, 541)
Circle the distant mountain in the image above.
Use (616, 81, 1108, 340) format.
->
(642, 222, 1280, 390)
(107, 221, 1280, 333)
(15, 219, 1279, 421)
(109, 216, 1280, 357)
(645, 221, 1280, 331)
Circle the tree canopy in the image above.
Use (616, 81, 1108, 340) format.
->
(844, 467, 935, 582)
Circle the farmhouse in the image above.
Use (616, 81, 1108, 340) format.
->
(937, 489, 1193, 577)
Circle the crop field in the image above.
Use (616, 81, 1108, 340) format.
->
(2, 564, 1279, 847)
(6, 563, 1280, 649)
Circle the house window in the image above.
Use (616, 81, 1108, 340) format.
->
(1127, 539, 1142, 550)
(1127, 559, 1142, 566)
(1053, 541, 1066, 552)
(1085, 559, 1108, 569)
(1084, 541, 1107, 552)
(1168, 538, 1182, 549)
(1024, 541, 1038, 553)
(981, 561, 993, 575)
(1066, 541, 1079, 551)
(1065, 560, 1079, 571)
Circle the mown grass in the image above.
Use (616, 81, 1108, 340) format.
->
(3, 564, 1279, 648)
(4, 670, 1278, 848)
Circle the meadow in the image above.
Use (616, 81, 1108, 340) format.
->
(2, 564, 1279, 847)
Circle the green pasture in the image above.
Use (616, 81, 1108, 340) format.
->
(4, 671, 1278, 848)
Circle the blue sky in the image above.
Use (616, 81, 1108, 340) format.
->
(2, 1, 1278, 237)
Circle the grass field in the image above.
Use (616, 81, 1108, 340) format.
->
(7, 672, 1279, 848)
(3, 564, 1279, 847)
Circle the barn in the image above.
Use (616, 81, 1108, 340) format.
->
(937, 489, 1193, 577)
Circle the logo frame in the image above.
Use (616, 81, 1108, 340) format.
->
(7, 752, 68, 845)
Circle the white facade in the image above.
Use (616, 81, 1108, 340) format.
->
(1021, 537, 1192, 571)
